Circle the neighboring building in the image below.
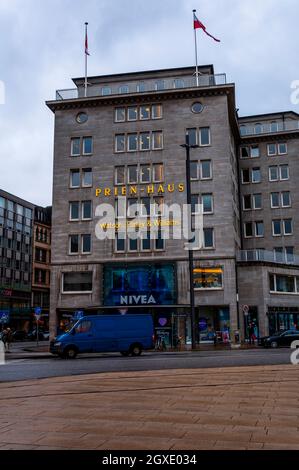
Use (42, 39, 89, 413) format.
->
(32, 206, 52, 330)
(0, 189, 52, 331)
(0, 190, 34, 330)
(47, 65, 299, 344)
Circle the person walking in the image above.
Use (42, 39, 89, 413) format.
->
(1, 328, 8, 351)
(6, 328, 13, 351)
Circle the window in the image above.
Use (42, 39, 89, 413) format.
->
(70, 170, 80, 188)
(186, 128, 197, 146)
(71, 138, 80, 156)
(137, 82, 146, 93)
(255, 222, 264, 237)
(201, 161, 212, 180)
(152, 104, 162, 119)
(193, 267, 223, 289)
(278, 143, 287, 155)
(242, 169, 250, 184)
(115, 197, 126, 219)
(199, 128, 210, 146)
(115, 232, 125, 252)
(243, 195, 252, 210)
(240, 125, 247, 136)
(152, 131, 163, 150)
(284, 219, 293, 235)
(153, 164, 164, 183)
(82, 201, 92, 220)
(271, 122, 278, 132)
(69, 235, 79, 254)
(115, 107, 126, 122)
(190, 161, 199, 180)
(271, 192, 280, 208)
(102, 86, 111, 96)
(115, 134, 125, 152)
(254, 123, 263, 134)
(127, 106, 138, 121)
(128, 235, 138, 252)
(140, 105, 151, 120)
(280, 165, 289, 180)
(253, 194, 262, 210)
(127, 199, 138, 218)
(270, 274, 296, 294)
(282, 192, 291, 207)
(174, 78, 185, 88)
(250, 145, 260, 158)
(155, 230, 165, 251)
(240, 147, 250, 158)
(269, 166, 279, 181)
(191, 195, 199, 215)
(69, 202, 80, 221)
(83, 137, 93, 155)
(155, 80, 165, 91)
(272, 220, 282, 236)
(140, 132, 150, 151)
(127, 133, 138, 152)
(203, 228, 214, 249)
(141, 230, 151, 251)
(82, 169, 92, 187)
(267, 144, 277, 156)
(252, 168, 261, 183)
(63, 272, 92, 293)
(140, 165, 151, 183)
(244, 222, 253, 238)
(274, 247, 284, 263)
(115, 166, 126, 185)
(128, 165, 138, 184)
(82, 234, 91, 254)
(154, 197, 164, 216)
(141, 197, 151, 217)
(202, 194, 213, 214)
(286, 247, 294, 263)
(119, 85, 129, 94)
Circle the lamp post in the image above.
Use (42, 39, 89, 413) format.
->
(181, 134, 199, 350)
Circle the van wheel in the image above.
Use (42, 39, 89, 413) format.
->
(130, 344, 142, 357)
(120, 351, 129, 357)
(63, 346, 78, 359)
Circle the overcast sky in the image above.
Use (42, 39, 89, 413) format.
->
(0, 0, 298, 206)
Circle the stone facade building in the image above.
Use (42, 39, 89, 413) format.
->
(47, 65, 299, 344)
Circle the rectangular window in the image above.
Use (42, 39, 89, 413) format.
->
(186, 128, 197, 146)
(140, 132, 151, 151)
(267, 144, 277, 156)
(82, 234, 91, 254)
(274, 247, 284, 263)
(63, 272, 92, 293)
(274, 275, 296, 293)
(250, 145, 260, 158)
(69, 235, 79, 254)
(128, 165, 138, 184)
(240, 147, 250, 158)
(193, 267, 223, 289)
(243, 195, 252, 210)
(115, 197, 126, 219)
(155, 80, 165, 91)
(271, 192, 280, 208)
(69, 202, 80, 221)
(269, 166, 279, 181)
(202, 194, 213, 214)
(83, 137, 93, 155)
(245, 222, 253, 238)
(191, 194, 199, 215)
(203, 228, 214, 249)
(242, 169, 250, 184)
(115, 134, 125, 152)
(282, 192, 291, 207)
(253, 194, 262, 210)
(141, 197, 151, 217)
(272, 220, 282, 236)
(127, 133, 138, 152)
(284, 219, 293, 235)
(127, 199, 138, 218)
(141, 230, 151, 251)
(154, 197, 164, 216)
(70, 170, 80, 188)
(199, 128, 210, 146)
(278, 143, 287, 155)
(190, 161, 199, 180)
(115, 166, 126, 185)
(102, 86, 111, 96)
(128, 236, 138, 252)
(252, 168, 261, 183)
(115, 107, 126, 122)
(286, 247, 294, 263)
(140, 164, 151, 183)
(280, 165, 289, 180)
(82, 169, 93, 188)
(82, 201, 92, 220)
(140, 105, 151, 120)
(153, 163, 164, 183)
(152, 104, 162, 119)
(152, 131, 163, 150)
(71, 138, 81, 156)
(255, 221, 264, 237)
(201, 161, 212, 180)
(115, 232, 125, 252)
(155, 230, 165, 251)
(127, 106, 138, 121)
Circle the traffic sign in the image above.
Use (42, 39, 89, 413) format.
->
(243, 305, 249, 316)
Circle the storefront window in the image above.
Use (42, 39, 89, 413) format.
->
(193, 267, 223, 289)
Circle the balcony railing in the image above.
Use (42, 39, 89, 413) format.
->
(55, 73, 227, 101)
(237, 250, 299, 266)
(240, 121, 299, 137)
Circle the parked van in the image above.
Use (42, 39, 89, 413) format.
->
(50, 314, 154, 359)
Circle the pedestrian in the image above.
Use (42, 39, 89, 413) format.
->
(1, 328, 8, 351)
(6, 328, 13, 351)
(248, 323, 255, 346)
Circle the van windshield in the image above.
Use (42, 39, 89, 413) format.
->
(74, 320, 92, 335)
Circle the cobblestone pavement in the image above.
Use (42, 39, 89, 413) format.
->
(0, 365, 299, 450)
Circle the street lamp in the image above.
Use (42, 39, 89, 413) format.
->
(181, 134, 199, 350)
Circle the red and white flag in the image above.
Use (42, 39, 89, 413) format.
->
(193, 12, 220, 43)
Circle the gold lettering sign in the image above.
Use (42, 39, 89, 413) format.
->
(95, 183, 185, 197)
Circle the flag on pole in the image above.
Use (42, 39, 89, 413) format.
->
(193, 12, 220, 43)
(85, 23, 90, 55)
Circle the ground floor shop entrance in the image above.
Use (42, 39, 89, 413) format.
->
(196, 307, 231, 344)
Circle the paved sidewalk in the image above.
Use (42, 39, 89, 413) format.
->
(0, 364, 299, 450)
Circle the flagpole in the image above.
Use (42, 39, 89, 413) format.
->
(84, 22, 88, 98)
(193, 10, 199, 87)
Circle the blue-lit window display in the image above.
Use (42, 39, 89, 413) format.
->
(103, 264, 176, 306)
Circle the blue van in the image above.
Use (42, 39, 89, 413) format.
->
(50, 314, 154, 359)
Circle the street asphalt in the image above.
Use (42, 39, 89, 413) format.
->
(1, 346, 292, 382)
